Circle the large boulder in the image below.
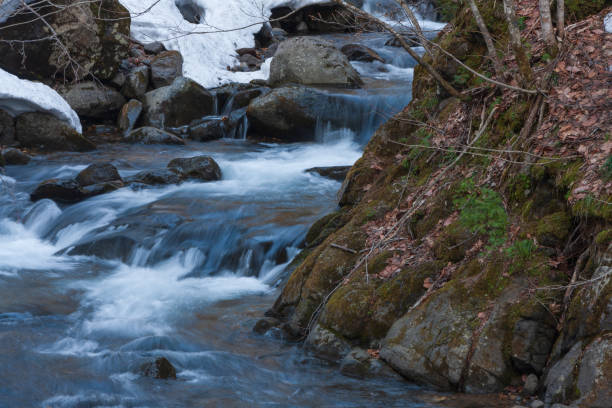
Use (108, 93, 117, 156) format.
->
(167, 156, 222, 181)
(0, 0, 130, 81)
(269, 37, 362, 88)
(125, 127, 185, 145)
(142, 77, 215, 128)
(15, 112, 95, 151)
(59, 82, 126, 119)
(247, 86, 356, 141)
(0, 109, 15, 146)
(150, 51, 183, 88)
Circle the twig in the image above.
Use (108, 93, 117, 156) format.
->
(330, 243, 357, 254)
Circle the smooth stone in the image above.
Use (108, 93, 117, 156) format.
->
(117, 99, 143, 135)
(150, 50, 183, 88)
(306, 166, 351, 182)
(75, 162, 121, 186)
(341, 44, 385, 63)
(167, 155, 222, 181)
(2, 148, 31, 165)
(60, 82, 126, 119)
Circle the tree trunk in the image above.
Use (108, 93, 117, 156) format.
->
(538, 0, 556, 50)
(502, 0, 533, 84)
(556, 0, 565, 39)
(396, 0, 432, 56)
(467, 0, 504, 77)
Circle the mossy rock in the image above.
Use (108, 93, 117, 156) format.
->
(305, 210, 348, 248)
(535, 211, 572, 247)
(433, 221, 475, 262)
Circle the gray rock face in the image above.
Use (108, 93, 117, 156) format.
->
(0, 109, 15, 146)
(544, 341, 583, 404)
(117, 100, 143, 135)
(0, 0, 130, 81)
(269, 37, 363, 88)
(167, 155, 222, 181)
(122, 66, 150, 99)
(125, 127, 185, 145)
(75, 163, 121, 187)
(2, 148, 31, 165)
(150, 51, 183, 88)
(574, 335, 612, 408)
(511, 319, 557, 374)
(305, 324, 351, 362)
(341, 44, 385, 63)
(15, 112, 95, 152)
(142, 77, 215, 128)
(60, 82, 126, 119)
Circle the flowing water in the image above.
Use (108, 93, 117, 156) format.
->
(0, 32, 448, 407)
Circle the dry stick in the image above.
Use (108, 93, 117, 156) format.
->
(556, 248, 590, 331)
(538, 0, 556, 50)
(467, 0, 504, 78)
(333, 0, 462, 98)
(330, 243, 357, 254)
(502, 0, 534, 83)
(556, 0, 565, 40)
(396, 0, 432, 56)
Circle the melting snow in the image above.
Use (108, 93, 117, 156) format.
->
(0, 68, 82, 133)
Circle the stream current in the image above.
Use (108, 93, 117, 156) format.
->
(0, 32, 449, 407)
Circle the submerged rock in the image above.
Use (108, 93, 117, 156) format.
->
(140, 357, 177, 379)
(75, 162, 122, 186)
(142, 77, 215, 128)
(269, 37, 363, 88)
(150, 50, 183, 88)
(167, 155, 222, 181)
(125, 127, 185, 145)
(15, 112, 95, 152)
(59, 82, 126, 119)
(341, 44, 385, 63)
(2, 148, 31, 165)
(306, 166, 351, 181)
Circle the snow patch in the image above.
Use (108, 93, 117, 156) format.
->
(119, 0, 323, 88)
(0, 68, 82, 133)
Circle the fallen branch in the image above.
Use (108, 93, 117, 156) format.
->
(330, 243, 357, 254)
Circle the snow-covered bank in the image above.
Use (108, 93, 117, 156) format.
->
(120, 0, 321, 87)
(0, 68, 82, 133)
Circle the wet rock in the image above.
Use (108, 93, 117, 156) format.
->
(1, 148, 30, 165)
(231, 88, 270, 110)
(140, 357, 177, 379)
(574, 335, 612, 408)
(121, 66, 150, 99)
(247, 86, 343, 141)
(125, 169, 181, 186)
(0, 109, 15, 146)
(142, 77, 215, 128)
(150, 50, 183, 88)
(340, 348, 396, 379)
(75, 162, 121, 186)
(306, 166, 351, 182)
(117, 99, 143, 135)
(305, 324, 350, 362)
(511, 319, 556, 374)
(530, 401, 544, 408)
(269, 37, 363, 88)
(524, 374, 539, 396)
(544, 341, 583, 405)
(239, 54, 262, 68)
(385, 34, 419, 47)
(15, 112, 95, 152)
(143, 41, 166, 55)
(30, 179, 86, 203)
(68, 235, 138, 260)
(167, 155, 222, 181)
(253, 317, 280, 334)
(0, 0, 130, 81)
(125, 127, 185, 145)
(236, 48, 258, 57)
(59, 82, 126, 119)
(341, 44, 385, 63)
(189, 118, 226, 141)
